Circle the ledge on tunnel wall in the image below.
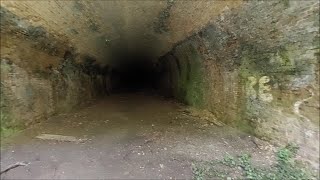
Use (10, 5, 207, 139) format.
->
(157, 0, 319, 169)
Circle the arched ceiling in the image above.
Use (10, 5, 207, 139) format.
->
(1, 0, 243, 65)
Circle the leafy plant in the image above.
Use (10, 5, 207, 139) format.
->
(222, 153, 237, 167)
(192, 163, 206, 180)
(274, 143, 311, 179)
(192, 143, 315, 180)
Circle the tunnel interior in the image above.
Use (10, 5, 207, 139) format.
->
(108, 48, 159, 93)
(0, 1, 319, 176)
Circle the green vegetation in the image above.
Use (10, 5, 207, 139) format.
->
(0, 112, 20, 138)
(174, 44, 205, 108)
(192, 144, 315, 180)
(281, 0, 290, 8)
(1, 126, 20, 139)
(0, 64, 21, 139)
(184, 57, 204, 108)
(239, 45, 298, 80)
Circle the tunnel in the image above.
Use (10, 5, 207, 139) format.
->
(107, 46, 159, 93)
(0, 1, 319, 179)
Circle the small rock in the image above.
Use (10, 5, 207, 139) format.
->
(159, 164, 164, 169)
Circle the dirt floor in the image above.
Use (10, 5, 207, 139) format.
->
(1, 93, 276, 179)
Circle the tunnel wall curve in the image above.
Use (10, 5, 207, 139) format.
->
(158, 0, 319, 168)
(0, 0, 244, 133)
(0, 7, 108, 133)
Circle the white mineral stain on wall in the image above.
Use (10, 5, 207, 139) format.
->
(258, 76, 273, 102)
(247, 76, 273, 102)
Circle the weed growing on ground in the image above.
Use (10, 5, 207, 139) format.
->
(192, 143, 314, 180)
(0, 113, 20, 138)
(192, 163, 206, 180)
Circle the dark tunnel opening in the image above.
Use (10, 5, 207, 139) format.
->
(1, 3, 320, 178)
(110, 54, 158, 93)
(104, 38, 163, 95)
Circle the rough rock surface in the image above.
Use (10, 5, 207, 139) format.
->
(158, 0, 319, 168)
(0, 0, 319, 171)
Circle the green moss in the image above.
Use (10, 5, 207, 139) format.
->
(173, 44, 205, 108)
(0, 125, 20, 139)
(0, 104, 21, 139)
(0, 106, 20, 139)
(239, 46, 272, 78)
(237, 45, 298, 132)
(281, 0, 290, 8)
(278, 48, 291, 66)
(0, 61, 24, 139)
(185, 55, 204, 107)
(239, 45, 299, 79)
(171, 51, 187, 102)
